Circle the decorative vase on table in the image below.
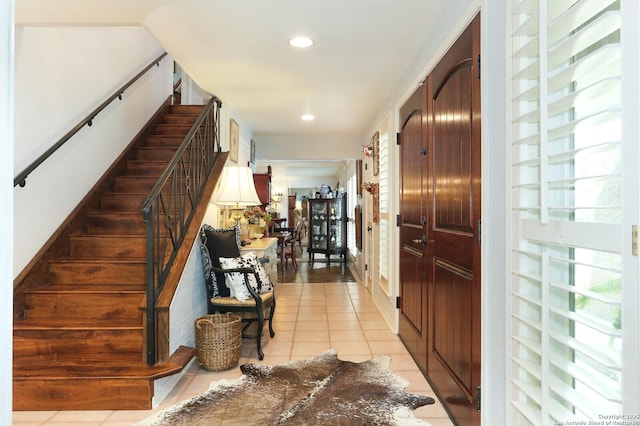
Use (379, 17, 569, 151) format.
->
(249, 224, 265, 239)
(244, 206, 271, 239)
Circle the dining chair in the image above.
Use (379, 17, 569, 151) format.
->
(277, 219, 304, 271)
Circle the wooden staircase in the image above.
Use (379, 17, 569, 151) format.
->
(13, 103, 210, 411)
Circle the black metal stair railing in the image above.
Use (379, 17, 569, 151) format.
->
(141, 96, 223, 365)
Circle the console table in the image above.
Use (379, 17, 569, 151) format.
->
(241, 237, 278, 284)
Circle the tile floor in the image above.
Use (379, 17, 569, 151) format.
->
(12, 281, 453, 425)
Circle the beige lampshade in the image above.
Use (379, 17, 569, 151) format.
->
(211, 165, 261, 207)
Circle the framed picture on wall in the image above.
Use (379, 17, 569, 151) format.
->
(250, 138, 256, 163)
(229, 119, 239, 163)
(372, 131, 380, 176)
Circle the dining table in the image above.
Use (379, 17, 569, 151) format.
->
(268, 218, 287, 234)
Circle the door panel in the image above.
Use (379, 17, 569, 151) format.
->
(433, 67, 473, 235)
(427, 13, 481, 425)
(433, 259, 473, 389)
(398, 87, 428, 372)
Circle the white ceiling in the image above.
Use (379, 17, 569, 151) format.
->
(15, 0, 448, 178)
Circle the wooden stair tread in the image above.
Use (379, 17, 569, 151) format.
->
(77, 229, 146, 237)
(126, 158, 169, 163)
(153, 123, 194, 127)
(144, 135, 184, 144)
(27, 284, 145, 293)
(126, 159, 169, 164)
(53, 256, 146, 262)
(51, 257, 146, 265)
(101, 192, 148, 197)
(14, 317, 143, 329)
(87, 210, 143, 216)
(69, 232, 146, 237)
(14, 346, 195, 379)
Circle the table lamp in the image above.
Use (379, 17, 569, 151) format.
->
(211, 165, 261, 239)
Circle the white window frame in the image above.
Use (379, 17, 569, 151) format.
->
(485, 0, 640, 423)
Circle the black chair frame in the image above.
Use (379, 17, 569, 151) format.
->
(207, 263, 276, 360)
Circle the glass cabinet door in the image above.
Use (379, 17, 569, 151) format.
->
(310, 201, 327, 250)
(329, 197, 343, 252)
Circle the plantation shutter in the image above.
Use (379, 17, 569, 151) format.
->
(510, 0, 623, 423)
(378, 116, 390, 285)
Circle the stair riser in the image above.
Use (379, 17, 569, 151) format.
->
(69, 235, 172, 261)
(24, 292, 144, 321)
(100, 193, 145, 212)
(134, 147, 177, 161)
(144, 136, 184, 147)
(13, 378, 152, 410)
(86, 214, 146, 234)
(69, 235, 146, 258)
(13, 329, 143, 363)
(125, 161, 167, 176)
(153, 125, 193, 135)
(109, 182, 172, 197)
(161, 114, 200, 125)
(113, 177, 158, 193)
(49, 262, 145, 285)
(170, 105, 204, 115)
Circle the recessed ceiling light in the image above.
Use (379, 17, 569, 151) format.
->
(301, 114, 315, 121)
(289, 36, 314, 48)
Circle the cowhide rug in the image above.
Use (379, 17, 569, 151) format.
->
(136, 349, 435, 425)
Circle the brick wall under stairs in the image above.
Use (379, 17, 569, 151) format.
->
(13, 104, 209, 411)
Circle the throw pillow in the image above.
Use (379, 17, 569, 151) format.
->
(202, 225, 241, 297)
(218, 254, 255, 302)
(245, 251, 274, 294)
(218, 252, 274, 302)
(199, 240, 219, 300)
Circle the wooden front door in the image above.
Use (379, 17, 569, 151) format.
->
(398, 14, 481, 425)
(398, 87, 428, 372)
(426, 14, 481, 425)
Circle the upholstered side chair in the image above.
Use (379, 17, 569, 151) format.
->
(199, 225, 276, 360)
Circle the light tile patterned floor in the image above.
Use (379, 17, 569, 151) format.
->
(12, 282, 454, 425)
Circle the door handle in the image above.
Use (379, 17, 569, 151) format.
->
(367, 226, 373, 232)
(412, 237, 427, 246)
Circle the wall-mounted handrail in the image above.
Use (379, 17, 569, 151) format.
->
(141, 95, 222, 365)
(14, 52, 169, 188)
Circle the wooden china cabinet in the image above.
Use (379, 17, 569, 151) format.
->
(287, 194, 297, 226)
(307, 194, 347, 264)
(252, 165, 271, 212)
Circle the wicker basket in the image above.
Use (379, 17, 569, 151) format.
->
(195, 313, 242, 371)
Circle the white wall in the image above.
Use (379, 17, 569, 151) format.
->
(224, 103, 253, 167)
(1, 1, 14, 423)
(256, 133, 361, 162)
(13, 26, 170, 276)
(154, 235, 208, 407)
(480, 2, 507, 423)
